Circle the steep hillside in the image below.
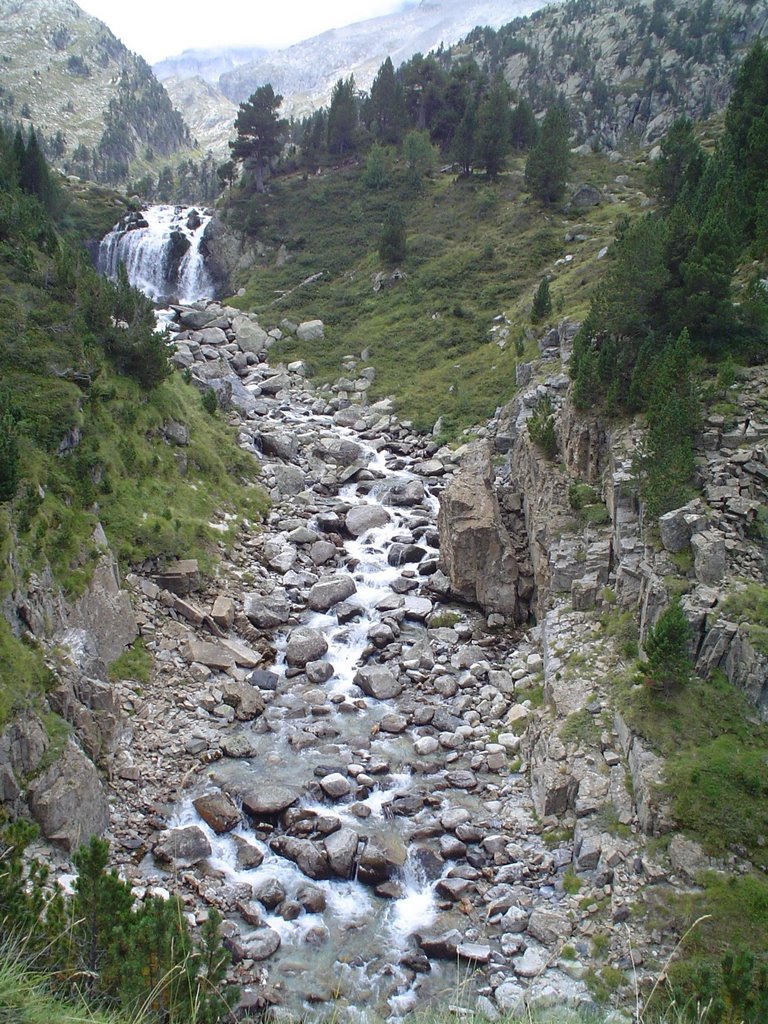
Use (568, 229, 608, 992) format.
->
(162, 75, 237, 159)
(0, 0, 192, 183)
(467, 0, 768, 144)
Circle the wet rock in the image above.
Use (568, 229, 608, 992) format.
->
(306, 660, 334, 684)
(345, 505, 391, 536)
(252, 877, 287, 909)
(193, 792, 241, 833)
(249, 668, 279, 690)
(233, 836, 264, 869)
(320, 772, 352, 799)
(388, 543, 426, 567)
(296, 883, 327, 913)
(236, 899, 264, 926)
(310, 540, 337, 565)
(285, 627, 328, 667)
(356, 839, 403, 884)
(324, 827, 360, 878)
(222, 732, 258, 758)
(271, 836, 331, 879)
(242, 785, 299, 822)
(457, 942, 492, 963)
(381, 479, 425, 507)
(153, 826, 211, 866)
(416, 929, 462, 959)
(445, 769, 478, 790)
(308, 574, 357, 612)
(353, 665, 402, 700)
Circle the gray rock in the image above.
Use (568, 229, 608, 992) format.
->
(353, 665, 402, 700)
(320, 772, 352, 798)
(285, 627, 328, 666)
(153, 826, 211, 865)
(297, 319, 325, 341)
(243, 926, 281, 961)
(242, 785, 299, 820)
(691, 531, 726, 585)
(244, 590, 291, 629)
(28, 745, 109, 851)
(308, 574, 357, 612)
(345, 505, 391, 537)
(494, 981, 525, 1014)
(527, 908, 572, 946)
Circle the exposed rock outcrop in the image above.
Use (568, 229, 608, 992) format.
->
(437, 441, 523, 621)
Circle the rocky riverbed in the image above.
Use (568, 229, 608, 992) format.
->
(69, 300, 663, 1023)
(17, 300, 768, 1023)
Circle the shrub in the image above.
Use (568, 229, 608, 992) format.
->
(527, 395, 558, 458)
(531, 276, 552, 322)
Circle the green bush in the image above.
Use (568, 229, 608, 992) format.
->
(644, 600, 691, 695)
(527, 395, 558, 458)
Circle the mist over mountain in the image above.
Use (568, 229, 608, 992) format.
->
(157, 0, 547, 120)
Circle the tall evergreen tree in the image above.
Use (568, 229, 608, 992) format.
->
(327, 76, 359, 155)
(509, 98, 539, 151)
(525, 99, 570, 203)
(230, 84, 287, 193)
(452, 99, 477, 176)
(367, 57, 405, 144)
(476, 78, 511, 180)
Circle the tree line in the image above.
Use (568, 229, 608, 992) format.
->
(226, 50, 572, 197)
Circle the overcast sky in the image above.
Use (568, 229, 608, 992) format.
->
(77, 0, 413, 64)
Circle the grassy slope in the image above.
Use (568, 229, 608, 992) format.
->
(0, 185, 269, 729)
(225, 151, 648, 436)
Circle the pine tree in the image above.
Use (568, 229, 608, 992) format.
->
(525, 99, 570, 203)
(0, 390, 19, 503)
(452, 99, 477, 176)
(634, 329, 697, 519)
(367, 57, 405, 144)
(645, 600, 691, 696)
(509, 98, 539, 151)
(379, 205, 406, 265)
(476, 78, 511, 180)
(531, 277, 552, 323)
(231, 84, 287, 193)
(327, 76, 359, 156)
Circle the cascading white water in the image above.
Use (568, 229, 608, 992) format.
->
(98, 205, 213, 305)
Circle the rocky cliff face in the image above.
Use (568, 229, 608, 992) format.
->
(468, 0, 768, 146)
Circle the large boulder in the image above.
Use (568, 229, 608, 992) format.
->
(270, 836, 331, 879)
(153, 825, 211, 865)
(285, 627, 328, 666)
(244, 590, 291, 629)
(345, 505, 391, 536)
(193, 792, 241, 833)
(308, 574, 357, 612)
(297, 319, 324, 341)
(437, 441, 521, 619)
(353, 665, 402, 700)
(27, 745, 109, 851)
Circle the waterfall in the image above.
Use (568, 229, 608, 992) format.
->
(98, 205, 213, 305)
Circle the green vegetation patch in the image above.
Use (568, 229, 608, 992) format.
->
(0, 620, 54, 729)
(108, 639, 153, 685)
(721, 583, 768, 655)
